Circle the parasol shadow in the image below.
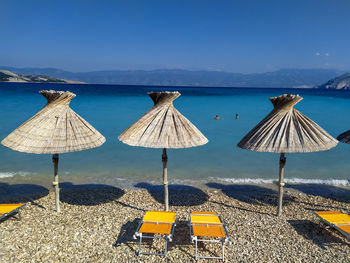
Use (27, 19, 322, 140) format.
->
(287, 183, 350, 203)
(206, 182, 295, 206)
(0, 182, 49, 205)
(135, 182, 209, 206)
(60, 182, 125, 206)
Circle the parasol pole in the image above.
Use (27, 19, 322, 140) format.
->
(277, 153, 286, 216)
(52, 154, 60, 212)
(162, 148, 169, 211)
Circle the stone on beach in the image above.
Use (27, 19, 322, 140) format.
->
(1, 186, 350, 262)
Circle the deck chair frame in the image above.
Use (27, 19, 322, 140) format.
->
(188, 211, 231, 262)
(334, 224, 350, 239)
(133, 212, 177, 257)
(314, 211, 350, 239)
(0, 204, 25, 222)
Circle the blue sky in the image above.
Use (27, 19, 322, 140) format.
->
(0, 0, 349, 73)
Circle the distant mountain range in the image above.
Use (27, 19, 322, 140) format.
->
(0, 66, 345, 88)
(317, 72, 350, 90)
(0, 70, 83, 84)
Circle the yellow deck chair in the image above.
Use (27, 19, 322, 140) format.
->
(133, 211, 177, 257)
(0, 204, 25, 221)
(188, 211, 231, 261)
(314, 211, 350, 239)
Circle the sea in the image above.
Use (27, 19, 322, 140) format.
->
(0, 82, 349, 188)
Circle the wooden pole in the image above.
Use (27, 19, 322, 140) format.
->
(162, 148, 169, 211)
(52, 154, 60, 212)
(277, 153, 286, 216)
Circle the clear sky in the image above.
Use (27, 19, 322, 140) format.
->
(1, 0, 349, 73)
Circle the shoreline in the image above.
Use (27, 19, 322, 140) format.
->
(1, 187, 349, 262)
(0, 174, 350, 199)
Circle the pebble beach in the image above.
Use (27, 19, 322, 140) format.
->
(1, 183, 350, 262)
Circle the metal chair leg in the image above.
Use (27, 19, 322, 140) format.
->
(137, 235, 169, 257)
(195, 239, 198, 260)
(138, 234, 142, 255)
(222, 241, 225, 262)
(164, 239, 167, 257)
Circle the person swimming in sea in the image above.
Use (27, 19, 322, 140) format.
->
(214, 115, 223, 120)
(235, 113, 239, 119)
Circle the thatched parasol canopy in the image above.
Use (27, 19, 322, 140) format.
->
(1, 90, 106, 212)
(337, 130, 350, 144)
(237, 94, 337, 216)
(119, 91, 208, 148)
(2, 90, 105, 154)
(118, 91, 208, 211)
(238, 94, 337, 153)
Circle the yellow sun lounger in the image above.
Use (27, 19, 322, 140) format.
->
(314, 211, 350, 239)
(0, 204, 25, 221)
(188, 211, 231, 261)
(133, 211, 177, 257)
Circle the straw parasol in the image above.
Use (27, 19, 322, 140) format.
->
(1, 90, 106, 212)
(118, 91, 208, 211)
(337, 130, 350, 144)
(237, 94, 338, 216)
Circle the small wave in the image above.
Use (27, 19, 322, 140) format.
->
(0, 171, 33, 178)
(214, 177, 350, 186)
(284, 178, 350, 186)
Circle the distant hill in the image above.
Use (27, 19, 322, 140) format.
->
(316, 72, 350, 90)
(0, 70, 84, 84)
(0, 66, 344, 88)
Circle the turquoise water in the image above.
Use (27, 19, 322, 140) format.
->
(0, 83, 350, 187)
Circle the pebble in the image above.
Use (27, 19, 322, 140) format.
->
(0, 188, 350, 262)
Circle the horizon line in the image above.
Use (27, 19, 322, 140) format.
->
(0, 65, 347, 75)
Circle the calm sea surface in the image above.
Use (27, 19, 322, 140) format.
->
(0, 82, 349, 188)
